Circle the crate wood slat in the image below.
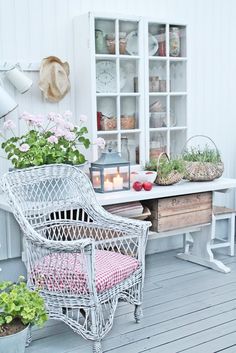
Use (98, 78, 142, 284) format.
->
(143, 192, 212, 232)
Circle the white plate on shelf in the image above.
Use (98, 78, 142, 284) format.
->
(96, 61, 126, 93)
(126, 31, 158, 56)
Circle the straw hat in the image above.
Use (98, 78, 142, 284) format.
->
(39, 56, 70, 102)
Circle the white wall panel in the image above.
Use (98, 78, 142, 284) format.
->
(0, 0, 235, 207)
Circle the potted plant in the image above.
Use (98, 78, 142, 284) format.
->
(182, 135, 224, 181)
(0, 276, 47, 353)
(1, 111, 92, 169)
(155, 152, 185, 185)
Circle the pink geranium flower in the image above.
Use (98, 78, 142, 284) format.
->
(95, 137, 106, 149)
(79, 114, 88, 123)
(47, 135, 58, 144)
(64, 121, 74, 131)
(54, 127, 66, 137)
(19, 143, 30, 152)
(63, 110, 73, 118)
(47, 112, 57, 121)
(65, 131, 76, 141)
(3, 119, 16, 130)
(20, 112, 44, 126)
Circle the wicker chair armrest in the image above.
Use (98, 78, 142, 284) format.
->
(93, 205, 152, 234)
(35, 237, 93, 253)
(24, 222, 93, 252)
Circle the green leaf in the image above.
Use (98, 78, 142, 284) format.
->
(5, 316, 12, 324)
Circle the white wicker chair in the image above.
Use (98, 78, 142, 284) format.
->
(1, 164, 151, 353)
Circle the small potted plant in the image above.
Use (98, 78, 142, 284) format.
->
(155, 152, 185, 186)
(1, 111, 91, 169)
(182, 135, 224, 181)
(0, 276, 47, 353)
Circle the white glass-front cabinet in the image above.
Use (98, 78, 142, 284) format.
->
(74, 13, 187, 165)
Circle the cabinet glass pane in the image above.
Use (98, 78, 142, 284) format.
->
(149, 96, 167, 128)
(149, 60, 167, 93)
(96, 59, 117, 93)
(95, 19, 116, 55)
(97, 97, 117, 131)
(169, 25, 186, 57)
(121, 133, 140, 164)
(170, 61, 186, 92)
(149, 131, 167, 160)
(170, 95, 186, 127)
(119, 20, 139, 55)
(148, 23, 166, 57)
(170, 130, 186, 156)
(98, 134, 118, 156)
(120, 59, 139, 93)
(120, 96, 139, 130)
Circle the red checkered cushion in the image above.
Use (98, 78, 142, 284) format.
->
(32, 250, 139, 294)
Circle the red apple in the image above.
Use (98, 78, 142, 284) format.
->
(143, 181, 153, 191)
(133, 181, 143, 191)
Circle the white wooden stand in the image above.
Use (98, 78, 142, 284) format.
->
(177, 225, 231, 273)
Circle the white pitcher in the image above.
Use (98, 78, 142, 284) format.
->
(5, 66, 33, 94)
(0, 78, 18, 118)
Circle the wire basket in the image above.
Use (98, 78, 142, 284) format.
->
(155, 152, 183, 186)
(182, 135, 224, 182)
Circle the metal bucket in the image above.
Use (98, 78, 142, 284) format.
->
(0, 325, 28, 353)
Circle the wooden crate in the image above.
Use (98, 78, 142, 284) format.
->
(142, 192, 212, 232)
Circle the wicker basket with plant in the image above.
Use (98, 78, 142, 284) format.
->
(155, 152, 184, 186)
(182, 135, 224, 182)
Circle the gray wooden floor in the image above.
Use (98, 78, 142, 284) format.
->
(27, 248, 236, 353)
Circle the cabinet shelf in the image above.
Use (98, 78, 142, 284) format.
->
(95, 54, 141, 60)
(97, 130, 118, 135)
(170, 126, 187, 131)
(148, 56, 168, 61)
(169, 57, 187, 62)
(149, 127, 168, 132)
(120, 129, 141, 134)
(120, 93, 140, 97)
(169, 92, 187, 96)
(96, 93, 118, 97)
(149, 92, 168, 96)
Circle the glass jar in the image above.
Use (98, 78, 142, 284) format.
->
(169, 27, 180, 57)
(157, 27, 166, 56)
(119, 32, 127, 55)
(95, 29, 104, 54)
(106, 33, 115, 54)
(121, 136, 130, 161)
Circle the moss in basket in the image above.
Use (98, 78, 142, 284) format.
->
(144, 159, 158, 172)
(158, 158, 185, 178)
(182, 145, 222, 164)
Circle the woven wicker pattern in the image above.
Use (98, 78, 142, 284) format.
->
(183, 135, 224, 182)
(155, 152, 183, 186)
(156, 170, 183, 186)
(184, 161, 224, 182)
(1, 164, 151, 353)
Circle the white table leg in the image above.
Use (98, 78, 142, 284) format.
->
(177, 225, 231, 273)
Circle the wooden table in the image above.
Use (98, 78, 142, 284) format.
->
(1, 178, 236, 273)
(96, 178, 236, 274)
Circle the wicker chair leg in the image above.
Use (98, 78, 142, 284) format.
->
(93, 340, 102, 353)
(25, 325, 32, 347)
(134, 304, 143, 323)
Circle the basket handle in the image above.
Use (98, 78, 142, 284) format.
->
(157, 152, 170, 168)
(182, 134, 220, 154)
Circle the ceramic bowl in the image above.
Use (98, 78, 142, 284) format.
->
(130, 171, 157, 184)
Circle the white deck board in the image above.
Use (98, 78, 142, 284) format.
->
(27, 248, 236, 353)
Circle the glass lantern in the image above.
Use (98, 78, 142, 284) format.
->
(90, 148, 130, 193)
